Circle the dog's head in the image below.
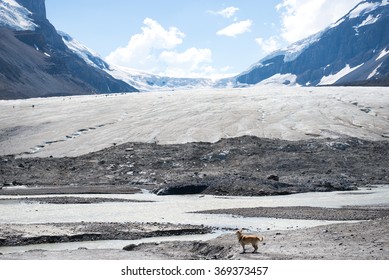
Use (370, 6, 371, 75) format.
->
(235, 229, 243, 237)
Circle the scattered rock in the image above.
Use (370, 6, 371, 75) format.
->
(123, 244, 138, 251)
(153, 184, 209, 195)
(1, 136, 388, 197)
(0, 222, 212, 247)
(197, 206, 389, 221)
(267, 175, 279, 181)
(326, 142, 350, 150)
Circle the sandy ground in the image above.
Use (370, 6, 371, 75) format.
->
(1, 207, 388, 260)
(136, 217, 389, 260)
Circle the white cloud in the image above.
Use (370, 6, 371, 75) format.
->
(216, 20, 253, 37)
(220, 66, 233, 72)
(255, 36, 282, 54)
(217, 6, 240, 18)
(106, 18, 184, 71)
(276, 0, 362, 43)
(159, 48, 212, 77)
(106, 18, 217, 78)
(208, 6, 239, 18)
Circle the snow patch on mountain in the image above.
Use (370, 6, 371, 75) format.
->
(348, 0, 387, 19)
(262, 1, 388, 66)
(258, 73, 299, 86)
(357, 14, 381, 28)
(376, 48, 389, 61)
(237, 0, 388, 87)
(319, 64, 364, 85)
(0, 0, 36, 30)
(258, 33, 322, 65)
(59, 31, 109, 70)
(368, 62, 383, 79)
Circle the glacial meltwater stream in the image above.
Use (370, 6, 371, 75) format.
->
(1, 185, 388, 253)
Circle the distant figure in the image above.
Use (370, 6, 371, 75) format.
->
(32, 105, 35, 108)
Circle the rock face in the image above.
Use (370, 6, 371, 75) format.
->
(236, 0, 389, 86)
(17, 0, 46, 20)
(0, 0, 137, 99)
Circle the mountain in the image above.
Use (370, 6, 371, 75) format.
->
(236, 0, 389, 87)
(0, 0, 137, 99)
(59, 31, 217, 91)
(2, 0, 386, 99)
(58, 31, 110, 71)
(105, 65, 217, 91)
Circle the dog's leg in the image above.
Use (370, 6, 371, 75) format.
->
(253, 244, 258, 253)
(241, 244, 246, 254)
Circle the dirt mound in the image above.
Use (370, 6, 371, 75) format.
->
(2, 136, 387, 197)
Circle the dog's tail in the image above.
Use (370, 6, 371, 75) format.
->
(257, 236, 264, 242)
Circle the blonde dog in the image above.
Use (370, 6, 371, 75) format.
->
(236, 229, 264, 253)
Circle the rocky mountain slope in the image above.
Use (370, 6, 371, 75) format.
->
(59, 31, 216, 92)
(236, 0, 389, 86)
(0, 0, 137, 99)
(1, 0, 387, 99)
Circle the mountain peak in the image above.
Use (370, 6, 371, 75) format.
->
(343, 0, 387, 19)
(236, 0, 389, 87)
(0, 0, 137, 99)
(15, 0, 46, 20)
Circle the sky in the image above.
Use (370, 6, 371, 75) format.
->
(45, 0, 362, 78)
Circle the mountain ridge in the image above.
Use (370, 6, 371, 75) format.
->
(0, 0, 137, 99)
(1, 0, 388, 100)
(58, 31, 218, 92)
(235, 0, 389, 87)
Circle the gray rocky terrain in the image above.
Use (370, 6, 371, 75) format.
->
(1, 208, 388, 260)
(1, 136, 388, 196)
(1, 135, 388, 260)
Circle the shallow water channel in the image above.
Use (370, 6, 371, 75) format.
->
(1, 185, 388, 253)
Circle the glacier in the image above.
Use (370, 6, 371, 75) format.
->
(1, 86, 388, 158)
(0, 0, 36, 30)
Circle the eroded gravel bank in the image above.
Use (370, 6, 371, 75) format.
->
(1, 136, 388, 197)
(1, 216, 388, 260)
(0, 222, 211, 247)
(196, 205, 389, 220)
